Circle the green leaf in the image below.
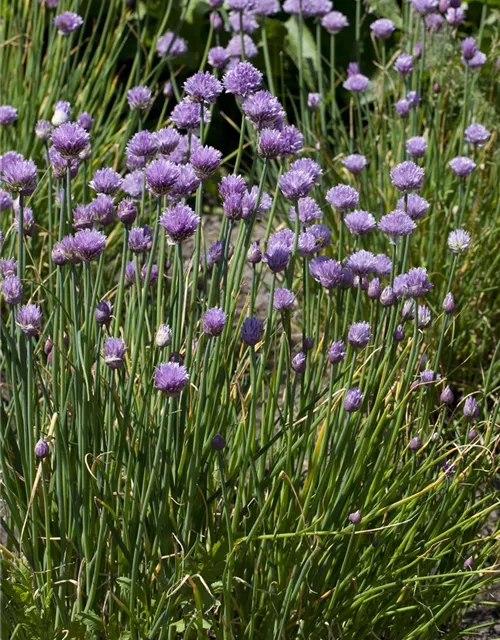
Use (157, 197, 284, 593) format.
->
(284, 17, 319, 91)
(365, 0, 403, 28)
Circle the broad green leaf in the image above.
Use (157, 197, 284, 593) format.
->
(284, 17, 319, 92)
(365, 0, 403, 28)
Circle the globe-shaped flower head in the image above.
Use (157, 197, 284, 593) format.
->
(223, 61, 263, 98)
(343, 154, 367, 175)
(370, 18, 395, 39)
(2, 275, 24, 305)
(241, 316, 264, 346)
(321, 10, 349, 34)
(103, 337, 127, 370)
(170, 99, 211, 131)
(160, 203, 200, 244)
(202, 307, 227, 337)
(154, 362, 189, 396)
(51, 122, 90, 159)
(273, 287, 295, 311)
(184, 71, 223, 104)
(348, 322, 371, 349)
(74, 229, 106, 262)
(1, 157, 37, 195)
(54, 11, 83, 35)
(17, 304, 41, 336)
(145, 159, 180, 197)
(379, 210, 416, 241)
(464, 123, 490, 147)
(89, 168, 123, 196)
(156, 31, 187, 58)
(190, 146, 222, 180)
(390, 161, 424, 192)
(449, 157, 476, 178)
(344, 387, 363, 413)
(0, 105, 18, 126)
(326, 185, 359, 211)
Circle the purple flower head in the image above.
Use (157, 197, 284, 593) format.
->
(226, 34, 258, 59)
(308, 224, 332, 249)
(205, 240, 224, 268)
(406, 136, 427, 158)
(35, 438, 50, 460)
(0, 105, 18, 126)
(163, 132, 198, 165)
(208, 46, 230, 69)
(127, 130, 158, 159)
(203, 307, 227, 337)
(51, 122, 89, 159)
(464, 123, 490, 147)
(370, 18, 395, 39)
(461, 37, 477, 61)
(425, 12, 444, 31)
(328, 340, 346, 364)
(54, 11, 83, 35)
(406, 267, 433, 297)
(326, 185, 359, 211)
(223, 193, 243, 220)
(283, 0, 332, 18)
(348, 322, 371, 349)
(390, 161, 424, 192)
(95, 300, 113, 326)
(16, 304, 41, 337)
(292, 351, 307, 373)
(142, 262, 159, 285)
(321, 10, 349, 33)
(103, 337, 126, 369)
(279, 169, 315, 201)
(367, 278, 381, 299)
(126, 152, 146, 171)
(156, 32, 187, 58)
(116, 199, 136, 226)
(268, 229, 294, 251)
(77, 111, 93, 132)
(417, 304, 431, 328)
(227, 0, 257, 10)
(219, 174, 247, 199)
(449, 157, 476, 178)
(74, 229, 106, 261)
(263, 242, 291, 273)
(210, 11, 223, 31)
(344, 387, 363, 413)
(1, 157, 37, 195)
(0, 258, 17, 277)
(398, 194, 429, 220)
(89, 168, 122, 196)
(393, 324, 405, 341)
(184, 72, 223, 104)
(168, 164, 200, 200)
(394, 53, 414, 76)
(241, 186, 271, 220)
(278, 125, 304, 156)
(122, 170, 143, 199)
(128, 226, 153, 253)
(440, 386, 454, 405)
(2, 275, 23, 305)
(52, 235, 80, 265)
(190, 145, 222, 179)
(344, 210, 376, 236)
(463, 397, 479, 420)
(89, 194, 114, 226)
(51, 100, 71, 126)
(410, 0, 438, 14)
(289, 197, 322, 224)
(228, 10, 259, 33)
(171, 99, 210, 132)
(242, 90, 285, 130)
(409, 435, 422, 452)
(13, 204, 34, 237)
(290, 158, 322, 183)
(124, 261, 136, 287)
(309, 256, 343, 289)
(342, 154, 367, 175)
(308, 93, 321, 109)
(247, 241, 262, 264)
(72, 204, 93, 230)
(466, 51, 486, 70)
(155, 126, 180, 155)
(345, 250, 376, 277)
(343, 71, 370, 93)
(297, 232, 318, 257)
(408, 92, 422, 108)
(379, 210, 416, 240)
(160, 203, 200, 244)
(254, 0, 281, 15)
(448, 228, 471, 253)
(446, 7, 466, 25)
(442, 292, 456, 313)
(395, 99, 410, 118)
(35, 120, 52, 141)
(258, 129, 282, 160)
(211, 433, 226, 450)
(145, 159, 180, 197)
(0, 189, 12, 211)
(155, 324, 172, 348)
(0, 151, 23, 173)
(241, 315, 264, 346)
(223, 61, 263, 97)
(273, 287, 295, 311)
(49, 147, 79, 179)
(127, 86, 153, 112)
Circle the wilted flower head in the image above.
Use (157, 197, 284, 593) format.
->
(74, 229, 106, 261)
(344, 387, 363, 413)
(394, 53, 414, 75)
(160, 203, 200, 244)
(449, 157, 476, 178)
(54, 11, 83, 35)
(464, 123, 490, 147)
(2, 275, 24, 305)
(156, 32, 187, 58)
(448, 229, 471, 253)
(344, 210, 377, 236)
(0, 105, 18, 126)
(1, 157, 37, 195)
(35, 120, 52, 141)
(398, 194, 429, 220)
(379, 210, 416, 240)
(184, 71, 223, 104)
(326, 185, 359, 211)
(171, 99, 211, 131)
(127, 85, 153, 111)
(370, 18, 395, 38)
(463, 396, 479, 420)
(322, 10, 349, 34)
(406, 136, 427, 158)
(348, 322, 371, 349)
(89, 168, 122, 196)
(343, 154, 367, 175)
(51, 100, 71, 126)
(95, 300, 113, 326)
(203, 307, 227, 337)
(241, 315, 264, 346)
(51, 122, 89, 159)
(390, 161, 424, 192)
(155, 324, 172, 348)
